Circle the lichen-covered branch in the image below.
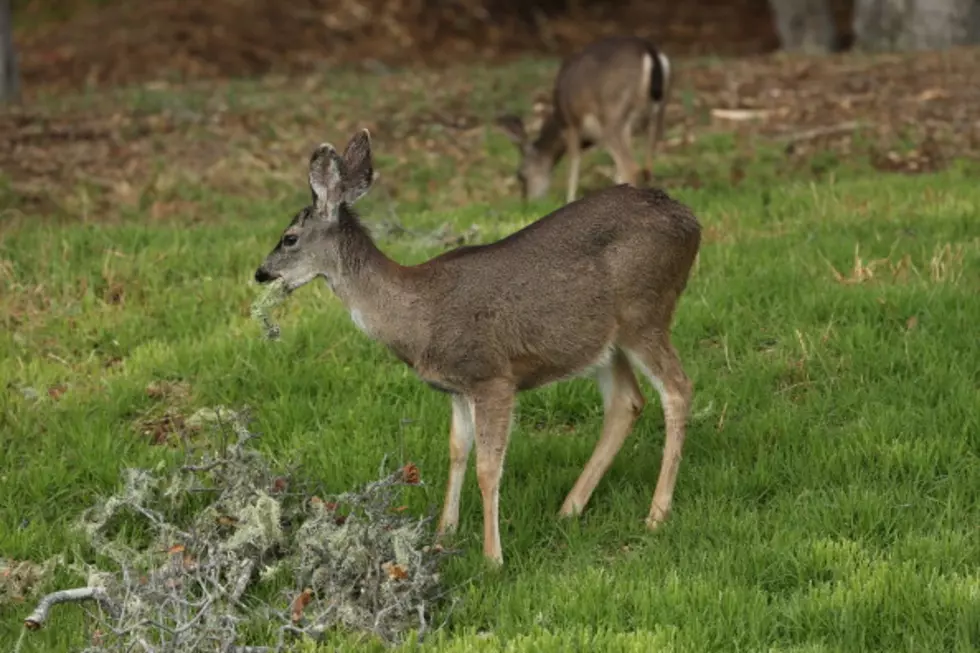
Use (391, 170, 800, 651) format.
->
(23, 587, 117, 630)
(19, 406, 455, 651)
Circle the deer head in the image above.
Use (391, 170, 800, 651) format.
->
(254, 130, 376, 293)
(496, 113, 561, 201)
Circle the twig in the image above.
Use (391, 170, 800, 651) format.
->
(181, 460, 228, 473)
(415, 603, 428, 643)
(778, 121, 862, 146)
(24, 587, 118, 630)
(230, 559, 255, 603)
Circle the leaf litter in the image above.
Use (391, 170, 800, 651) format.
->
(3, 13, 980, 227)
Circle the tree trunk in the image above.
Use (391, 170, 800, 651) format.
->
(0, 0, 19, 102)
(853, 0, 980, 51)
(768, 0, 840, 53)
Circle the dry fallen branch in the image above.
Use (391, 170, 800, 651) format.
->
(779, 121, 862, 144)
(23, 587, 118, 630)
(21, 406, 455, 651)
(710, 108, 773, 122)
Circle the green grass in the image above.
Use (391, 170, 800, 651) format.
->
(2, 66, 980, 652)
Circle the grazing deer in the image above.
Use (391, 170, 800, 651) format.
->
(254, 129, 701, 565)
(497, 35, 673, 205)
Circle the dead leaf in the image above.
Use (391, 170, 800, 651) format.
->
(381, 561, 409, 581)
(136, 409, 189, 446)
(46, 384, 68, 401)
(290, 588, 313, 623)
(310, 496, 329, 509)
(270, 477, 289, 493)
(145, 380, 191, 401)
(401, 463, 420, 485)
(103, 282, 125, 305)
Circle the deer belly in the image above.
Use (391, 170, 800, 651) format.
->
(511, 341, 616, 391)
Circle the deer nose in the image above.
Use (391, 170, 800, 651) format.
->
(254, 267, 275, 284)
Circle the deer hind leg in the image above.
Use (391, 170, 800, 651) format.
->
(604, 124, 640, 187)
(437, 394, 475, 539)
(646, 51, 671, 181)
(623, 335, 693, 529)
(560, 348, 646, 518)
(471, 381, 516, 565)
(564, 129, 583, 204)
(643, 103, 658, 178)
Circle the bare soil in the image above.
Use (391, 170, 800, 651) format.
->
(12, 0, 795, 92)
(3, 1, 978, 225)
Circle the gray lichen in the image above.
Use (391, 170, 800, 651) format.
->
(24, 406, 454, 651)
(249, 278, 289, 340)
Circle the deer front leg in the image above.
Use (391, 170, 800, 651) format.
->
(437, 394, 475, 538)
(472, 381, 516, 565)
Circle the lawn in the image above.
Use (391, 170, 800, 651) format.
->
(1, 50, 979, 652)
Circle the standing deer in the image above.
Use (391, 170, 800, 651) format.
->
(497, 35, 673, 204)
(254, 129, 701, 565)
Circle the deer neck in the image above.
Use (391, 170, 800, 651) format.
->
(323, 211, 428, 365)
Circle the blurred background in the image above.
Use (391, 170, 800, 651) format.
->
(10, 1, 789, 94)
(7, 0, 979, 96)
(1, 0, 977, 217)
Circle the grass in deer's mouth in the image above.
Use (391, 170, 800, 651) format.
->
(249, 277, 289, 341)
(2, 54, 980, 652)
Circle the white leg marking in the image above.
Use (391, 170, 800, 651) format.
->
(594, 355, 618, 412)
(639, 53, 654, 101)
(566, 152, 581, 204)
(656, 52, 671, 95)
(581, 114, 603, 142)
(624, 350, 668, 406)
(349, 308, 370, 335)
(442, 395, 475, 531)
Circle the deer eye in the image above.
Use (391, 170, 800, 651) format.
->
(282, 234, 298, 247)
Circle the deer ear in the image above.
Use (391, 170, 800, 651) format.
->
(341, 128, 375, 205)
(308, 142, 345, 217)
(495, 114, 527, 147)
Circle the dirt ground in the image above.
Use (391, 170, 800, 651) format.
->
(11, 0, 861, 93)
(2, 1, 978, 224)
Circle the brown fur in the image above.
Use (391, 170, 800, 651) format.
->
(255, 130, 701, 565)
(497, 35, 672, 204)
